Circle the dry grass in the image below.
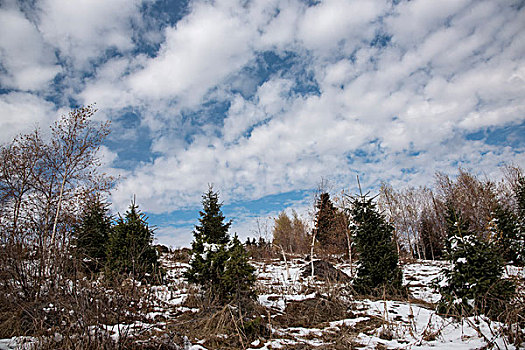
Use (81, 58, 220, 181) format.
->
(274, 295, 351, 328)
(168, 291, 271, 349)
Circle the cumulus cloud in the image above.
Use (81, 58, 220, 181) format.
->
(297, 0, 385, 53)
(0, 0, 523, 244)
(36, 0, 144, 70)
(108, 0, 524, 217)
(0, 4, 60, 90)
(127, 0, 278, 107)
(0, 92, 57, 142)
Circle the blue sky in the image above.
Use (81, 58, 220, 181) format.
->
(1, 0, 524, 247)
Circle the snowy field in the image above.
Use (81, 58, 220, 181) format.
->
(1, 255, 523, 349)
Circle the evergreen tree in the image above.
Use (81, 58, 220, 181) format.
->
(314, 193, 347, 255)
(73, 198, 111, 274)
(437, 206, 515, 317)
(348, 194, 403, 296)
(186, 186, 256, 302)
(443, 203, 470, 253)
(105, 200, 160, 282)
(221, 235, 256, 300)
(492, 204, 521, 264)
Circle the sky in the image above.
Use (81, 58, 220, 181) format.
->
(1, 0, 524, 247)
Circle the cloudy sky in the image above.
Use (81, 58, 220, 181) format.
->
(1, 0, 524, 246)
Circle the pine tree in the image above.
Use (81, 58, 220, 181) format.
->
(437, 206, 515, 317)
(186, 186, 231, 288)
(185, 186, 256, 302)
(73, 198, 111, 274)
(105, 200, 160, 282)
(443, 203, 470, 253)
(348, 193, 403, 296)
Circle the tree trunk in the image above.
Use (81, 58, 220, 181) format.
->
(345, 229, 353, 277)
(51, 174, 67, 251)
(310, 231, 317, 278)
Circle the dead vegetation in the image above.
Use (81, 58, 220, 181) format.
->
(274, 295, 351, 328)
(301, 260, 351, 283)
(0, 249, 524, 349)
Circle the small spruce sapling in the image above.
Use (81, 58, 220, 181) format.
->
(186, 186, 256, 302)
(221, 234, 256, 300)
(437, 205, 514, 318)
(106, 200, 161, 282)
(73, 198, 112, 274)
(348, 193, 404, 296)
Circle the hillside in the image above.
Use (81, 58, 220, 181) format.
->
(2, 254, 521, 349)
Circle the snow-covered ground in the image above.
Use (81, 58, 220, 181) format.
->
(149, 256, 522, 349)
(2, 255, 523, 349)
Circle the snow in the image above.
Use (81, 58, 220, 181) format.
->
(2, 255, 522, 349)
(0, 337, 35, 350)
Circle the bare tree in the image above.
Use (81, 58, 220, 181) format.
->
(47, 105, 111, 253)
(434, 169, 498, 238)
(0, 105, 114, 303)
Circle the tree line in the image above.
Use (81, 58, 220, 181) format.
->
(271, 167, 525, 267)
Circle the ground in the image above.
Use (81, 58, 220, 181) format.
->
(1, 255, 523, 349)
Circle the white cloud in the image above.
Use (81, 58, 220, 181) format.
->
(259, 0, 304, 51)
(0, 92, 57, 143)
(37, 0, 145, 69)
(154, 226, 194, 248)
(0, 5, 60, 90)
(0, 0, 523, 243)
(298, 0, 385, 53)
(109, 0, 525, 217)
(127, 0, 258, 106)
(386, 0, 470, 48)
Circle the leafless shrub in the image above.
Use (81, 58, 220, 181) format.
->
(173, 288, 271, 349)
(167, 247, 191, 263)
(29, 276, 161, 349)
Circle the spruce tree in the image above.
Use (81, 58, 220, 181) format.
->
(73, 198, 112, 274)
(437, 206, 515, 317)
(185, 186, 256, 302)
(314, 193, 347, 255)
(348, 193, 403, 296)
(492, 204, 520, 264)
(106, 200, 160, 282)
(221, 234, 256, 300)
